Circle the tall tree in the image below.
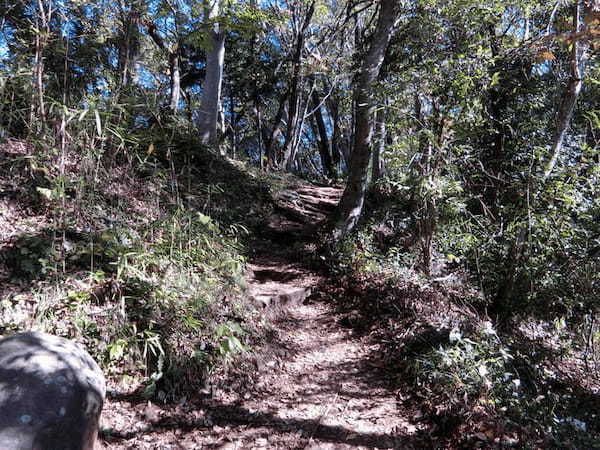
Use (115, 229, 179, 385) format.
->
(197, 0, 226, 147)
(32, 0, 53, 127)
(332, 0, 400, 240)
(311, 86, 336, 179)
(494, 0, 599, 315)
(116, 0, 143, 89)
(146, 13, 182, 112)
(281, 0, 316, 170)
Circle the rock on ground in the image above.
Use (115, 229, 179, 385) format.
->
(0, 332, 106, 450)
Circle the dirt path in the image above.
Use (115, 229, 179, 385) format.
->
(101, 183, 416, 449)
(193, 301, 413, 449)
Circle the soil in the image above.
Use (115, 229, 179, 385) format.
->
(100, 183, 421, 449)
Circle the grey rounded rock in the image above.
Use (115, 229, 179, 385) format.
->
(0, 332, 106, 450)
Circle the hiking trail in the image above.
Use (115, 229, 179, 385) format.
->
(101, 182, 416, 449)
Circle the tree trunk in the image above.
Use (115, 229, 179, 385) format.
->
(332, 1, 399, 241)
(587, 120, 599, 152)
(33, 21, 45, 125)
(197, 0, 226, 148)
(494, 0, 592, 316)
(282, 1, 316, 170)
(311, 89, 335, 179)
(117, 2, 141, 88)
(265, 89, 289, 167)
(483, 23, 509, 216)
(327, 94, 343, 170)
(371, 102, 387, 181)
(32, 0, 52, 129)
(169, 51, 181, 111)
(146, 20, 180, 113)
(255, 102, 264, 169)
(541, 3, 588, 182)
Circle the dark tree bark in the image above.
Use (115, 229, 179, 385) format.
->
(117, 1, 141, 89)
(146, 21, 181, 112)
(311, 89, 336, 179)
(484, 26, 508, 214)
(265, 89, 289, 167)
(282, 1, 316, 170)
(332, 1, 400, 241)
(587, 120, 599, 152)
(255, 101, 264, 169)
(327, 92, 344, 170)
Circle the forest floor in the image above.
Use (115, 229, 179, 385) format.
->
(2, 141, 598, 448)
(100, 183, 423, 449)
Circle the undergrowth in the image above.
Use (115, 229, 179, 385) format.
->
(320, 184, 600, 448)
(0, 128, 274, 399)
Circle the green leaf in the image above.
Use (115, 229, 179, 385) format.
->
(198, 213, 212, 226)
(490, 72, 501, 87)
(108, 339, 128, 361)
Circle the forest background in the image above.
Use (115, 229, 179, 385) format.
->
(1, 0, 600, 447)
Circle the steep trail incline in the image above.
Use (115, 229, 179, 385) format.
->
(101, 182, 417, 449)
(246, 185, 342, 312)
